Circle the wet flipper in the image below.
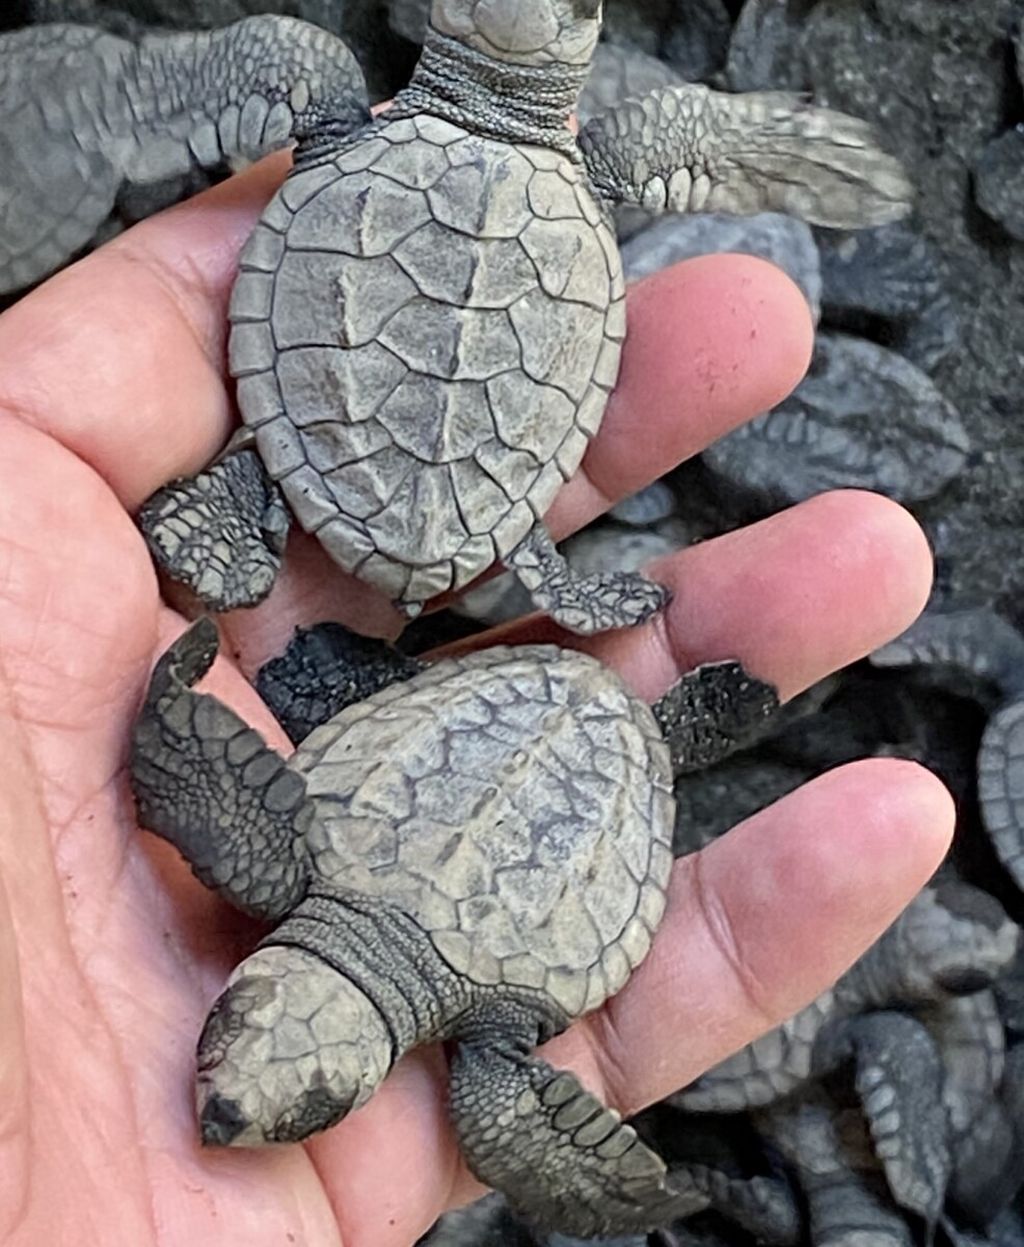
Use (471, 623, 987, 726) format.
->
(506, 522, 670, 636)
(450, 1044, 690, 1237)
(653, 661, 780, 774)
(256, 623, 425, 744)
(138, 445, 290, 612)
(131, 619, 312, 919)
(813, 1012, 951, 1227)
(580, 84, 912, 229)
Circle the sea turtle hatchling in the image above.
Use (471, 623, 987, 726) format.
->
(131, 618, 779, 1236)
(138, 0, 912, 635)
(871, 608, 1024, 897)
(0, 17, 369, 295)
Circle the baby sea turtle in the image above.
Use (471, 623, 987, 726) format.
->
(871, 609, 1024, 897)
(131, 619, 779, 1236)
(673, 883, 1019, 1116)
(0, 18, 368, 294)
(673, 882, 1021, 1235)
(760, 1088, 918, 1247)
(139, 0, 912, 635)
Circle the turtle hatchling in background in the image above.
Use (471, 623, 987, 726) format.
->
(702, 333, 969, 510)
(131, 618, 780, 1235)
(139, 0, 912, 637)
(671, 881, 1021, 1233)
(872, 608, 1024, 899)
(0, 17, 369, 295)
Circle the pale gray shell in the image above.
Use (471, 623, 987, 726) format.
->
(290, 645, 674, 1019)
(229, 112, 626, 608)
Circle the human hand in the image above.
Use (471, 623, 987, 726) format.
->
(0, 152, 952, 1245)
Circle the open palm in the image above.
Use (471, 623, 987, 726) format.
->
(0, 153, 952, 1247)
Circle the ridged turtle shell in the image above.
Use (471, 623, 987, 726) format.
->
(228, 112, 627, 610)
(290, 645, 674, 1020)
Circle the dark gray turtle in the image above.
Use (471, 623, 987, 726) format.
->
(131, 619, 780, 1236)
(816, 222, 959, 372)
(872, 609, 1024, 897)
(724, 0, 807, 94)
(0, 18, 368, 294)
(702, 334, 969, 509)
(812, 1010, 951, 1230)
(674, 884, 1020, 1234)
(759, 1089, 918, 1247)
(915, 986, 1022, 1231)
(139, 0, 912, 635)
(671, 883, 1020, 1115)
(621, 211, 823, 321)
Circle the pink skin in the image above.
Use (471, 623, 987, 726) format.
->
(0, 148, 951, 1247)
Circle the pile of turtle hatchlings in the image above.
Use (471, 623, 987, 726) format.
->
(3, 0, 1024, 1244)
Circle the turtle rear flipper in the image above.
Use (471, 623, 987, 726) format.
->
(579, 85, 912, 229)
(138, 444, 290, 612)
(506, 522, 670, 636)
(450, 1043, 694, 1237)
(131, 618, 312, 919)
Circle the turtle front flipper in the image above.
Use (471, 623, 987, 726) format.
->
(812, 1011, 951, 1229)
(505, 522, 670, 636)
(138, 442, 291, 611)
(450, 1041, 695, 1236)
(256, 623, 425, 744)
(579, 85, 912, 230)
(131, 618, 312, 919)
(653, 660, 780, 774)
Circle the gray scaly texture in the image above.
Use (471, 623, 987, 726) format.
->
(873, 609, 1024, 895)
(703, 334, 969, 508)
(0, 16, 368, 293)
(671, 882, 1020, 1113)
(140, 0, 912, 636)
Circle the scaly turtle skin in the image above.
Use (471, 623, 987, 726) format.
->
(760, 1089, 918, 1247)
(673, 882, 1021, 1234)
(872, 608, 1024, 897)
(131, 618, 779, 1236)
(139, 0, 912, 635)
(672, 883, 1020, 1115)
(0, 18, 368, 295)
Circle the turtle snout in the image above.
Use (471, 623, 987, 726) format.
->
(194, 944, 396, 1147)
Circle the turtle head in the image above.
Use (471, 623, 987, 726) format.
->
(430, 0, 603, 68)
(894, 882, 1020, 1001)
(195, 946, 393, 1147)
